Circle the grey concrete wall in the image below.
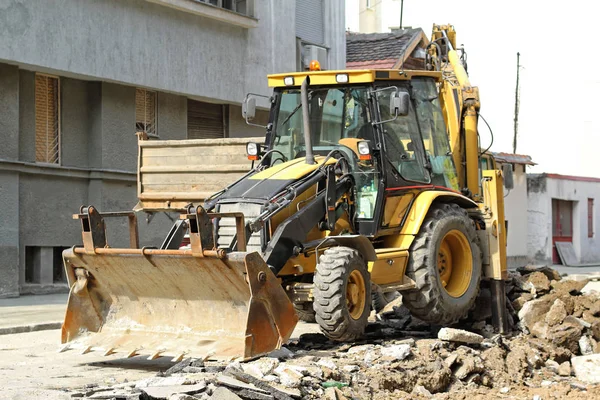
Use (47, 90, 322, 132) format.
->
(88, 82, 103, 169)
(0, 63, 19, 160)
(100, 83, 137, 171)
(324, 0, 346, 69)
(0, 172, 19, 297)
(228, 105, 269, 139)
(18, 175, 88, 249)
(18, 70, 35, 163)
(157, 92, 187, 140)
(61, 78, 90, 168)
(0, 0, 301, 105)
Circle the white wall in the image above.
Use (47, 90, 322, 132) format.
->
(503, 164, 529, 267)
(527, 175, 600, 264)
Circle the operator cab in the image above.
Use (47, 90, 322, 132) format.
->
(244, 69, 461, 234)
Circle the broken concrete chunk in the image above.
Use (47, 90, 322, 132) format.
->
(557, 361, 572, 376)
(571, 354, 600, 383)
(317, 358, 338, 370)
(273, 366, 304, 388)
(267, 347, 294, 360)
(216, 375, 268, 394)
(545, 299, 568, 327)
(346, 344, 377, 354)
(411, 384, 433, 398)
(518, 297, 554, 331)
(512, 293, 534, 311)
(437, 328, 483, 344)
(242, 358, 280, 378)
(141, 383, 206, 400)
(579, 335, 594, 355)
(526, 272, 551, 293)
(517, 265, 562, 281)
(135, 376, 193, 389)
(581, 281, 600, 297)
(380, 344, 411, 360)
(210, 387, 242, 400)
(342, 365, 360, 373)
(454, 356, 482, 380)
(444, 354, 458, 369)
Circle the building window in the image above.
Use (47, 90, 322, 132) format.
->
(296, 0, 324, 46)
(589, 198, 594, 238)
(35, 74, 60, 164)
(198, 0, 245, 13)
(136, 89, 157, 138)
(25, 246, 67, 284)
(187, 99, 227, 139)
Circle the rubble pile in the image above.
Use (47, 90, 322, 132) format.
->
(70, 267, 600, 400)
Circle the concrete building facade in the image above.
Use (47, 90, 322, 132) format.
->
(0, 0, 346, 297)
(527, 174, 600, 266)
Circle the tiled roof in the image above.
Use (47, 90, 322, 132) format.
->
(346, 29, 425, 66)
(347, 59, 397, 69)
(490, 151, 536, 166)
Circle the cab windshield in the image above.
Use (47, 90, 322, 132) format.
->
(271, 86, 372, 161)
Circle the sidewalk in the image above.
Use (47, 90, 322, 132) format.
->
(0, 293, 67, 335)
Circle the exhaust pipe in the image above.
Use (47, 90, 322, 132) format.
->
(301, 77, 315, 165)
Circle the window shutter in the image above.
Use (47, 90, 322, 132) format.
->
(35, 75, 60, 164)
(135, 89, 157, 137)
(296, 0, 324, 45)
(187, 100, 225, 139)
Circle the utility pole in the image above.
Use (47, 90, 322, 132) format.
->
(399, 0, 404, 30)
(513, 52, 521, 154)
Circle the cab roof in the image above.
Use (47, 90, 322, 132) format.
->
(267, 69, 442, 88)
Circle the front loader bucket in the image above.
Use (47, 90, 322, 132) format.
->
(61, 248, 298, 361)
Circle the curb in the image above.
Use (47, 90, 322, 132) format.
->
(0, 322, 62, 335)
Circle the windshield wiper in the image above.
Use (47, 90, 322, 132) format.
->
(280, 103, 303, 127)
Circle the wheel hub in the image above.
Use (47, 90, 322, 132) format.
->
(346, 270, 366, 320)
(437, 230, 473, 298)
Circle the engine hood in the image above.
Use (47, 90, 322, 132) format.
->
(217, 156, 335, 201)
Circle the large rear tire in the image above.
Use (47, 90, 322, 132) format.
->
(314, 247, 371, 341)
(402, 203, 482, 325)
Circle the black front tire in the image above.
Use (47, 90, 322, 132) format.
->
(402, 203, 482, 325)
(313, 247, 371, 341)
(293, 302, 316, 323)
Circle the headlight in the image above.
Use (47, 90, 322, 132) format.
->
(336, 74, 349, 83)
(357, 141, 371, 161)
(246, 142, 261, 160)
(284, 76, 295, 86)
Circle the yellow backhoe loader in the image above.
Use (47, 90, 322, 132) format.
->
(61, 24, 510, 361)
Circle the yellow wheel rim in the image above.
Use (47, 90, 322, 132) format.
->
(437, 229, 473, 298)
(346, 270, 366, 320)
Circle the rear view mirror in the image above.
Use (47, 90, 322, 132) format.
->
(502, 163, 514, 190)
(390, 91, 410, 117)
(242, 96, 256, 121)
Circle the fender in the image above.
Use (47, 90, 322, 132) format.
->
(389, 190, 478, 250)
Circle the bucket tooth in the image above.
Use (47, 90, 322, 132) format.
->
(126, 349, 140, 358)
(58, 344, 71, 353)
(147, 351, 164, 360)
(80, 346, 93, 355)
(103, 348, 116, 356)
(171, 354, 186, 363)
